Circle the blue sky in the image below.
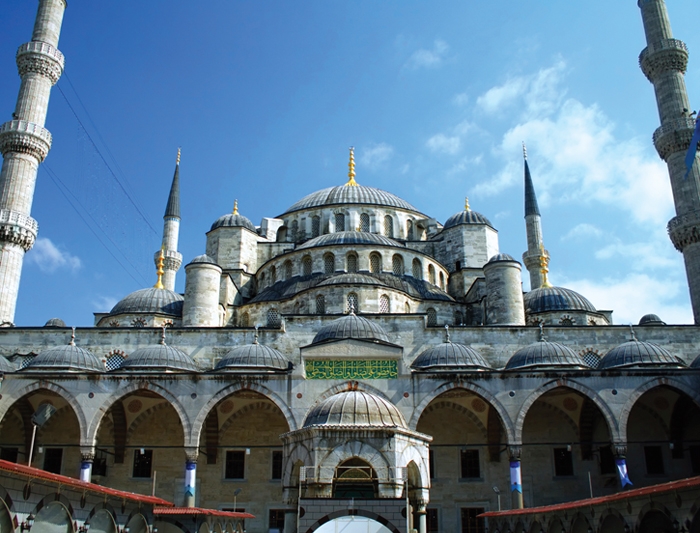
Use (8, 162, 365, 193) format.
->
(1, 1, 698, 326)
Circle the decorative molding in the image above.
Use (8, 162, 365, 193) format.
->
(652, 117, 697, 161)
(0, 120, 52, 160)
(668, 210, 700, 252)
(305, 359, 398, 379)
(16, 41, 64, 85)
(0, 209, 38, 251)
(639, 39, 688, 81)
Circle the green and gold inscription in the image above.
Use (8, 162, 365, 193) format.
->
(305, 359, 397, 379)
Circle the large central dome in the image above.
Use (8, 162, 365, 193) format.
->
(281, 185, 421, 215)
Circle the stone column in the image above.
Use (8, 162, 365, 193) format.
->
(416, 502, 427, 533)
(509, 446, 524, 509)
(0, 0, 66, 325)
(184, 449, 198, 507)
(79, 448, 94, 483)
(284, 509, 297, 533)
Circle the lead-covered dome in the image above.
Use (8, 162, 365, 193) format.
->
(24, 341, 104, 373)
(216, 341, 290, 371)
(119, 343, 197, 372)
(303, 390, 406, 428)
(109, 288, 184, 317)
(443, 209, 494, 230)
(297, 231, 400, 250)
(638, 314, 666, 326)
(0, 355, 16, 372)
(44, 318, 66, 328)
(282, 185, 420, 215)
(599, 339, 681, 369)
(505, 339, 588, 370)
(312, 313, 390, 344)
(524, 286, 596, 314)
(210, 212, 256, 232)
(412, 342, 491, 371)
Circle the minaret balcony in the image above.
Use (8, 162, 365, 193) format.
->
(668, 210, 700, 252)
(0, 120, 52, 160)
(0, 209, 38, 251)
(652, 116, 696, 161)
(16, 41, 64, 84)
(639, 38, 688, 81)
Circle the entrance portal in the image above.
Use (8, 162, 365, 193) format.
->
(315, 517, 393, 533)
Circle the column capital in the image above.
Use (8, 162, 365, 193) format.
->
(185, 448, 199, 464)
(613, 443, 628, 458)
(508, 446, 522, 461)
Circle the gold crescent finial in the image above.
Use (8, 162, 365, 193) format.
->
(465, 197, 470, 211)
(346, 147, 358, 187)
(233, 199, 239, 215)
(154, 248, 165, 289)
(176, 147, 181, 165)
(539, 243, 552, 288)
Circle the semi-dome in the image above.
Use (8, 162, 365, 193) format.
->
(638, 313, 666, 326)
(297, 231, 400, 250)
(488, 253, 516, 263)
(210, 212, 256, 232)
(282, 185, 420, 215)
(505, 338, 588, 370)
(0, 355, 15, 372)
(412, 342, 491, 371)
(312, 313, 390, 344)
(23, 340, 104, 373)
(303, 390, 406, 428)
(599, 339, 681, 369)
(524, 286, 596, 314)
(43, 317, 66, 328)
(216, 341, 289, 371)
(109, 287, 184, 317)
(443, 208, 494, 230)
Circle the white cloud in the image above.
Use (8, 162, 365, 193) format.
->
(594, 240, 676, 271)
(426, 134, 461, 155)
(561, 223, 602, 240)
(26, 237, 81, 273)
(93, 295, 118, 312)
(404, 39, 449, 70)
(359, 143, 394, 169)
(452, 92, 469, 107)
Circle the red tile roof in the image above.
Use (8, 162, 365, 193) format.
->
(154, 508, 254, 519)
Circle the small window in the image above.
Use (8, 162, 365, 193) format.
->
(272, 450, 283, 480)
(553, 448, 574, 476)
(105, 354, 125, 371)
(460, 508, 485, 533)
(690, 445, 700, 474)
(335, 213, 345, 232)
(291, 220, 299, 241)
(439, 272, 445, 290)
(454, 311, 463, 326)
(44, 448, 63, 474)
(270, 266, 277, 284)
(582, 351, 601, 369)
(347, 253, 358, 273)
(370, 253, 381, 274)
(380, 295, 390, 313)
(644, 445, 664, 475)
(460, 449, 480, 479)
(302, 256, 312, 276)
(426, 308, 437, 326)
(316, 295, 326, 315)
(347, 293, 359, 313)
(427, 509, 438, 533)
(412, 259, 422, 280)
(132, 449, 152, 478)
(428, 264, 436, 285)
(269, 510, 286, 533)
(225, 450, 245, 479)
(406, 220, 414, 240)
(384, 215, 394, 237)
(284, 261, 293, 280)
(324, 253, 335, 275)
(392, 254, 404, 276)
(599, 445, 616, 475)
(311, 216, 320, 238)
(0, 448, 18, 463)
(360, 213, 370, 232)
(267, 309, 281, 328)
(429, 449, 435, 480)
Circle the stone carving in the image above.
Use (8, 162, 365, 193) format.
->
(16, 41, 65, 85)
(652, 117, 697, 161)
(668, 210, 700, 251)
(305, 359, 398, 379)
(639, 39, 689, 81)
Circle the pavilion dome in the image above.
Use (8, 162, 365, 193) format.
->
(0, 355, 16, 372)
(282, 184, 420, 215)
(524, 286, 596, 314)
(599, 339, 682, 369)
(638, 313, 666, 326)
(43, 317, 66, 328)
(109, 287, 184, 317)
(216, 341, 290, 371)
(443, 206, 494, 230)
(303, 390, 406, 428)
(210, 211, 256, 232)
(412, 342, 491, 371)
(23, 340, 104, 373)
(119, 342, 197, 372)
(505, 338, 588, 370)
(312, 313, 390, 344)
(297, 231, 400, 250)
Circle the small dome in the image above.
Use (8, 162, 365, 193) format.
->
(119, 343, 197, 372)
(443, 209, 494, 230)
(488, 253, 516, 264)
(599, 340, 681, 369)
(24, 343, 104, 373)
(412, 342, 491, 371)
(312, 313, 390, 344)
(525, 286, 596, 314)
(43, 318, 66, 328)
(109, 288, 184, 317)
(216, 342, 289, 371)
(0, 355, 16, 372)
(210, 212, 256, 232)
(303, 390, 406, 428)
(505, 339, 588, 370)
(188, 254, 218, 266)
(297, 231, 400, 250)
(639, 314, 666, 326)
(283, 185, 420, 215)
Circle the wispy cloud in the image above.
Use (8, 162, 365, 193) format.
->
(426, 133, 461, 155)
(26, 237, 81, 273)
(561, 223, 603, 241)
(404, 39, 449, 70)
(93, 295, 118, 313)
(359, 143, 394, 169)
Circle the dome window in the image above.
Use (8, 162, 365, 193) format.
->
(406, 220, 414, 240)
(412, 258, 423, 280)
(302, 255, 312, 276)
(347, 292, 359, 313)
(384, 215, 394, 237)
(270, 265, 277, 284)
(239, 312, 250, 328)
(267, 309, 281, 328)
(392, 254, 404, 276)
(427, 308, 437, 326)
(380, 294, 390, 313)
(428, 264, 436, 285)
(370, 252, 382, 274)
(311, 216, 320, 237)
(335, 212, 346, 232)
(347, 252, 358, 273)
(360, 213, 370, 232)
(324, 253, 335, 275)
(291, 220, 299, 241)
(284, 260, 293, 280)
(316, 295, 326, 315)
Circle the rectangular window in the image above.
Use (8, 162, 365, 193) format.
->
(460, 508, 485, 533)
(427, 509, 439, 533)
(690, 445, 700, 474)
(225, 450, 246, 479)
(269, 509, 285, 533)
(553, 448, 574, 476)
(132, 449, 153, 478)
(429, 449, 435, 480)
(43, 448, 63, 474)
(272, 450, 283, 480)
(644, 445, 664, 475)
(0, 447, 18, 463)
(599, 445, 616, 475)
(460, 449, 480, 479)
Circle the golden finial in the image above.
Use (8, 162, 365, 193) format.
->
(465, 197, 470, 211)
(346, 147, 358, 187)
(154, 248, 165, 289)
(539, 244, 552, 288)
(233, 199, 239, 215)
(176, 147, 181, 165)
(522, 142, 528, 160)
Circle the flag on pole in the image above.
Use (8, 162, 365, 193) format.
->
(685, 116, 700, 179)
(615, 458, 633, 488)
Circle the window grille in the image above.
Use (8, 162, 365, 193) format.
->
(267, 309, 281, 328)
(335, 213, 345, 232)
(392, 255, 404, 276)
(316, 295, 326, 315)
(311, 216, 320, 237)
(360, 213, 370, 232)
(105, 354, 125, 371)
(370, 253, 381, 273)
(302, 256, 312, 276)
(407, 220, 414, 240)
(324, 254, 335, 274)
(413, 259, 422, 279)
(284, 261, 292, 280)
(428, 264, 436, 285)
(384, 215, 394, 237)
(380, 295, 390, 313)
(347, 253, 358, 273)
(347, 293, 359, 313)
(427, 308, 437, 326)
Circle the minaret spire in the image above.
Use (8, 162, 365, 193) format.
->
(0, 0, 67, 325)
(154, 148, 183, 291)
(521, 144, 548, 290)
(638, 0, 700, 323)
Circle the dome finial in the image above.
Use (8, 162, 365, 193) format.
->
(70, 326, 76, 346)
(629, 324, 637, 341)
(254, 324, 259, 345)
(154, 248, 165, 289)
(346, 147, 358, 187)
(233, 199, 239, 215)
(538, 244, 552, 288)
(176, 147, 181, 165)
(464, 197, 470, 211)
(349, 300, 356, 315)
(538, 322, 546, 341)
(522, 142, 528, 160)
(160, 323, 167, 345)
(444, 324, 450, 343)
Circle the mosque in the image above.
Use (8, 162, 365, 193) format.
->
(0, 2, 700, 533)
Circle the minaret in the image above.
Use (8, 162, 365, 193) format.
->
(0, 0, 66, 326)
(521, 144, 549, 290)
(638, 0, 700, 324)
(154, 149, 183, 292)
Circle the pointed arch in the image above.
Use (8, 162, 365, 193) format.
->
(317, 441, 391, 484)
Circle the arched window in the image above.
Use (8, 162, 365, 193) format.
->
(426, 308, 437, 326)
(291, 220, 299, 241)
(284, 260, 293, 280)
(347, 292, 359, 313)
(405, 301, 410, 313)
(302, 255, 312, 276)
(311, 216, 320, 238)
(333, 458, 377, 499)
(239, 312, 249, 328)
(406, 220, 414, 240)
(380, 294, 390, 313)
(335, 212, 345, 232)
(454, 310, 463, 326)
(267, 309, 281, 328)
(392, 254, 404, 276)
(270, 265, 277, 284)
(428, 264, 436, 285)
(316, 295, 326, 315)
(439, 272, 445, 290)
(347, 253, 358, 273)
(259, 272, 265, 287)
(384, 215, 394, 237)
(581, 351, 601, 368)
(412, 258, 422, 280)
(324, 253, 335, 274)
(370, 252, 382, 274)
(105, 353, 126, 371)
(360, 213, 370, 232)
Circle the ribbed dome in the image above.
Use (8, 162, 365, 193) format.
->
(109, 288, 184, 317)
(303, 390, 406, 428)
(318, 273, 386, 287)
(525, 286, 596, 314)
(488, 253, 516, 263)
(216, 342, 289, 371)
(443, 209, 494, 230)
(43, 318, 66, 328)
(312, 313, 390, 344)
(505, 339, 588, 370)
(0, 355, 16, 372)
(24, 344, 104, 373)
(119, 343, 197, 372)
(297, 231, 401, 250)
(599, 340, 681, 369)
(282, 185, 419, 215)
(188, 254, 217, 265)
(210, 212, 256, 232)
(639, 314, 666, 326)
(412, 342, 491, 371)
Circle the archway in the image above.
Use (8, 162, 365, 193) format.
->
(125, 515, 148, 533)
(32, 502, 73, 533)
(599, 513, 625, 533)
(333, 458, 377, 498)
(0, 498, 13, 533)
(88, 510, 117, 533)
(638, 510, 673, 533)
(314, 517, 394, 533)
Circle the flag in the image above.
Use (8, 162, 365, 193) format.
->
(685, 116, 700, 179)
(615, 458, 633, 488)
(510, 460, 522, 493)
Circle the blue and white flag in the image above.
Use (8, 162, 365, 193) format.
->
(615, 458, 633, 488)
(685, 116, 700, 179)
(510, 460, 522, 493)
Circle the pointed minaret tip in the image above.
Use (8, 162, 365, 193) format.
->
(522, 142, 528, 160)
(523, 145, 541, 218)
(164, 148, 181, 219)
(176, 147, 181, 165)
(346, 147, 359, 187)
